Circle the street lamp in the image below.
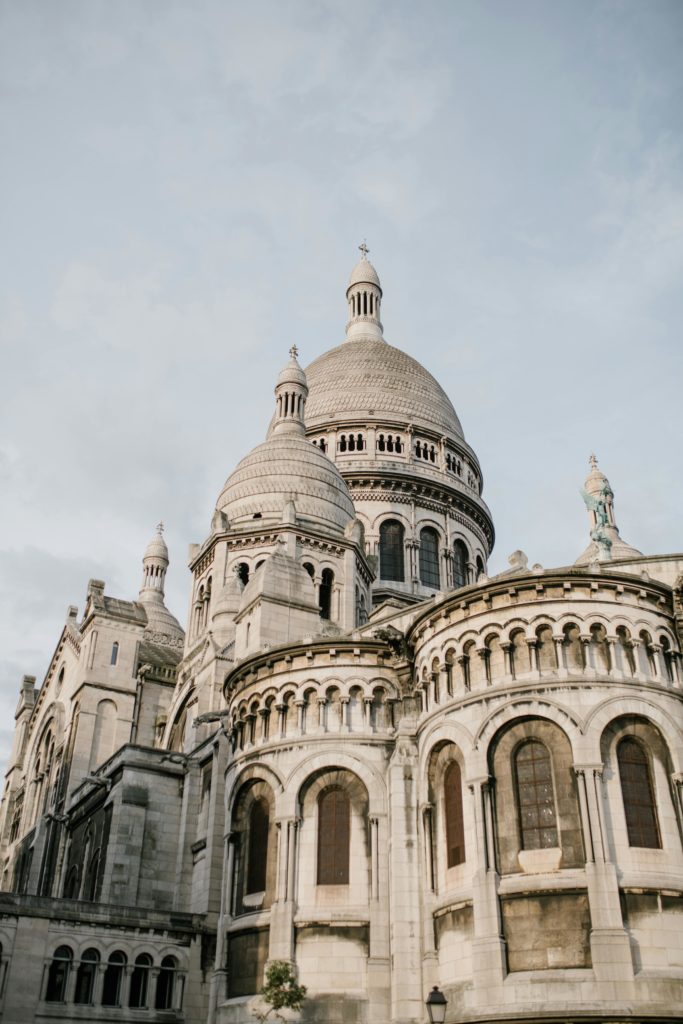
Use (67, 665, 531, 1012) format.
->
(426, 985, 447, 1024)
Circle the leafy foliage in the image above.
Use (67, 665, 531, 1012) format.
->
(253, 960, 307, 1022)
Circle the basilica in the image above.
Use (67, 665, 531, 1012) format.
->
(0, 249, 682, 1024)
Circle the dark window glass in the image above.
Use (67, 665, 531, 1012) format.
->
(319, 569, 334, 620)
(453, 540, 468, 589)
(155, 955, 177, 1010)
(476, 555, 485, 579)
(444, 762, 466, 867)
(515, 741, 558, 850)
(379, 520, 404, 582)
(102, 951, 126, 1007)
(237, 563, 249, 585)
(317, 787, 350, 885)
(110, 642, 118, 666)
(129, 953, 152, 1009)
(617, 738, 661, 848)
(74, 949, 99, 1005)
(246, 800, 269, 894)
(419, 528, 440, 588)
(45, 946, 72, 1002)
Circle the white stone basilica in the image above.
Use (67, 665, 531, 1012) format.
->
(0, 249, 682, 1024)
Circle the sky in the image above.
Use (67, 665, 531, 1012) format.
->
(1, 0, 682, 764)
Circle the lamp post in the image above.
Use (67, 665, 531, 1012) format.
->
(426, 985, 447, 1024)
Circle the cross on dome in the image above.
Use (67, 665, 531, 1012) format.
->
(359, 240, 369, 260)
(589, 454, 598, 470)
(156, 521, 164, 535)
(289, 345, 299, 359)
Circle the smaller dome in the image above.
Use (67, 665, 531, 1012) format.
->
(144, 524, 169, 563)
(348, 256, 381, 291)
(216, 435, 355, 534)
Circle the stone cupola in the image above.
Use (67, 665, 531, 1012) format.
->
(345, 241, 384, 342)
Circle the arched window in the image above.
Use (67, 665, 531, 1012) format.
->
(45, 945, 73, 1002)
(444, 762, 465, 867)
(102, 951, 127, 1007)
(74, 948, 99, 1005)
(110, 642, 118, 666)
(515, 740, 558, 850)
(377, 433, 386, 451)
(379, 520, 405, 582)
(319, 569, 334, 620)
(303, 562, 315, 580)
(237, 563, 249, 586)
(246, 800, 269, 895)
(419, 528, 440, 588)
(317, 787, 350, 885)
(85, 848, 100, 901)
(129, 953, 153, 1008)
(155, 955, 178, 1010)
(453, 540, 468, 588)
(475, 555, 485, 579)
(617, 738, 661, 848)
(339, 434, 347, 452)
(63, 864, 80, 899)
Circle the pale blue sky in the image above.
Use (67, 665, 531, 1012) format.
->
(1, 0, 682, 761)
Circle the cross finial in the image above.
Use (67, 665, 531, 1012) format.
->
(358, 240, 369, 260)
(289, 344, 299, 360)
(589, 454, 598, 470)
(156, 521, 164, 535)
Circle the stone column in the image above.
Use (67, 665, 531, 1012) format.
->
(671, 773, 683, 835)
(605, 636, 619, 677)
(573, 764, 633, 983)
(295, 699, 305, 735)
(552, 634, 567, 677)
(340, 696, 350, 732)
(269, 817, 299, 963)
(526, 638, 540, 677)
(457, 654, 470, 691)
(387, 728, 423, 1023)
(317, 696, 326, 732)
(501, 642, 513, 681)
(468, 776, 506, 1002)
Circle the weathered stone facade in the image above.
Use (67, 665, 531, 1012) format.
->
(0, 250, 681, 1024)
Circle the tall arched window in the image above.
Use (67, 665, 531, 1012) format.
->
(102, 951, 127, 1007)
(317, 787, 350, 885)
(453, 540, 468, 589)
(617, 738, 661, 848)
(129, 953, 152, 1009)
(379, 520, 405, 582)
(419, 528, 440, 588)
(475, 555, 485, 579)
(246, 799, 269, 895)
(444, 762, 466, 867)
(74, 948, 99, 1005)
(45, 945, 73, 1002)
(110, 642, 119, 666)
(155, 955, 178, 1010)
(319, 569, 334, 620)
(515, 740, 558, 849)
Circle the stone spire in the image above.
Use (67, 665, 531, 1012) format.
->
(271, 346, 308, 437)
(345, 241, 384, 342)
(139, 522, 169, 602)
(575, 456, 643, 565)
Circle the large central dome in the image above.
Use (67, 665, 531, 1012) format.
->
(305, 338, 464, 440)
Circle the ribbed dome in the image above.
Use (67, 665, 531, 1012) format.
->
(216, 434, 355, 534)
(348, 257, 381, 290)
(144, 529, 168, 562)
(305, 339, 465, 439)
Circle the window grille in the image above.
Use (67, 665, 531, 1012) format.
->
(444, 762, 465, 867)
(317, 787, 350, 885)
(379, 520, 405, 582)
(515, 740, 558, 849)
(617, 738, 661, 848)
(419, 529, 440, 588)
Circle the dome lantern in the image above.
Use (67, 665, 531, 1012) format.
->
(271, 345, 308, 437)
(140, 522, 169, 601)
(345, 241, 384, 343)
